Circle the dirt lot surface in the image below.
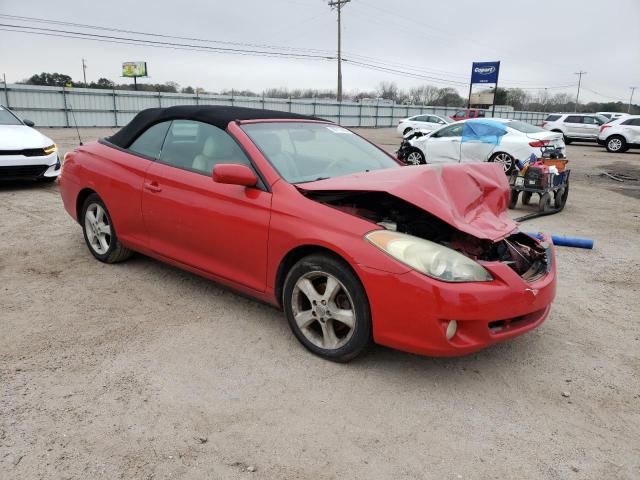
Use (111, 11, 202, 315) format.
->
(1, 127, 639, 479)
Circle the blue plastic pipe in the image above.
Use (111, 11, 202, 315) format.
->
(527, 232, 594, 249)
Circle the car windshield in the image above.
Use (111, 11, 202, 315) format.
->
(507, 120, 547, 134)
(0, 107, 22, 125)
(241, 122, 400, 183)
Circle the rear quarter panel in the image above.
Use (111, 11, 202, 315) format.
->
(59, 141, 152, 250)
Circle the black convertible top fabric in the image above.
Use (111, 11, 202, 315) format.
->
(107, 105, 321, 148)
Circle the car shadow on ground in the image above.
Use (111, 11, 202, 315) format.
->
(0, 180, 57, 192)
(115, 250, 542, 382)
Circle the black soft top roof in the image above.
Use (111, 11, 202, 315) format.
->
(107, 105, 322, 148)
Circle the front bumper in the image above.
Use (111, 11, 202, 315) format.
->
(0, 152, 60, 180)
(357, 238, 556, 356)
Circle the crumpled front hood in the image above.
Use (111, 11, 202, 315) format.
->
(298, 163, 517, 241)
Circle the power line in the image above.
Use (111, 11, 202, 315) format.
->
(0, 14, 336, 56)
(0, 23, 336, 60)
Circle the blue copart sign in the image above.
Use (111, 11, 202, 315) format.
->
(471, 61, 500, 84)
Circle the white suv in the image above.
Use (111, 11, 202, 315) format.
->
(597, 115, 640, 152)
(541, 113, 608, 144)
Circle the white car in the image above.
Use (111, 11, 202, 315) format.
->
(597, 115, 640, 152)
(0, 105, 59, 182)
(403, 119, 565, 174)
(396, 114, 451, 136)
(540, 113, 608, 143)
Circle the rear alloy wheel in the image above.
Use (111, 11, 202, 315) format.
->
(283, 254, 371, 362)
(489, 152, 515, 175)
(405, 147, 426, 165)
(81, 194, 132, 263)
(606, 135, 627, 153)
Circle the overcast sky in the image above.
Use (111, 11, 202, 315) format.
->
(1, 0, 638, 103)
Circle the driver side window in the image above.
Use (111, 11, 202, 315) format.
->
(159, 120, 250, 174)
(434, 124, 463, 138)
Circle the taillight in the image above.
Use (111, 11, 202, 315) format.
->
(600, 125, 611, 133)
(529, 140, 550, 147)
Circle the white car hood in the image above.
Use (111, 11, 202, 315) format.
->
(0, 125, 53, 149)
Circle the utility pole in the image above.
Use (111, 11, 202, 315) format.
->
(629, 86, 637, 113)
(328, 0, 350, 102)
(81, 58, 88, 86)
(574, 70, 586, 112)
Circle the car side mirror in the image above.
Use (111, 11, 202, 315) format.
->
(212, 164, 258, 187)
(23, 119, 35, 127)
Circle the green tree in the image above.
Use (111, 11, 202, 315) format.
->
(24, 72, 74, 87)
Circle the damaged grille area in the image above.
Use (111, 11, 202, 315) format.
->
(304, 190, 548, 281)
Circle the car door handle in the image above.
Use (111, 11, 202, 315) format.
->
(144, 181, 162, 193)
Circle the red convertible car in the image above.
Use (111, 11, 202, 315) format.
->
(59, 106, 556, 362)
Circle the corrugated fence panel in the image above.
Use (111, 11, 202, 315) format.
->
(2, 84, 550, 129)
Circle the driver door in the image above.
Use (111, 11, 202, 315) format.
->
(141, 120, 272, 292)
(422, 124, 463, 163)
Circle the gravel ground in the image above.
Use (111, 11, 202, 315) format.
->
(1, 127, 639, 479)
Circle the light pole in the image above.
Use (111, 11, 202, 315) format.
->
(629, 87, 637, 113)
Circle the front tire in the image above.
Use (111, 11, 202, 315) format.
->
(489, 152, 515, 175)
(606, 135, 627, 153)
(283, 254, 372, 362)
(81, 193, 132, 263)
(405, 147, 426, 165)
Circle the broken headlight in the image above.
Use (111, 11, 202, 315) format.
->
(366, 230, 493, 283)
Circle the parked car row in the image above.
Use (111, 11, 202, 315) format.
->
(540, 112, 639, 153)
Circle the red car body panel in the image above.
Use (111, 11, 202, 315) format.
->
(59, 118, 556, 357)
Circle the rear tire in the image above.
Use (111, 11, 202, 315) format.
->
(489, 152, 515, 175)
(81, 193, 132, 263)
(605, 135, 627, 153)
(283, 254, 372, 362)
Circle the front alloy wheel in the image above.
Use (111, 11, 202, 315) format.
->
(283, 254, 371, 362)
(405, 148, 426, 165)
(292, 272, 356, 350)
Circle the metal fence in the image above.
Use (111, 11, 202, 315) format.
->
(2, 83, 549, 128)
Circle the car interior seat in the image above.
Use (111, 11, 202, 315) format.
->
(192, 135, 241, 173)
